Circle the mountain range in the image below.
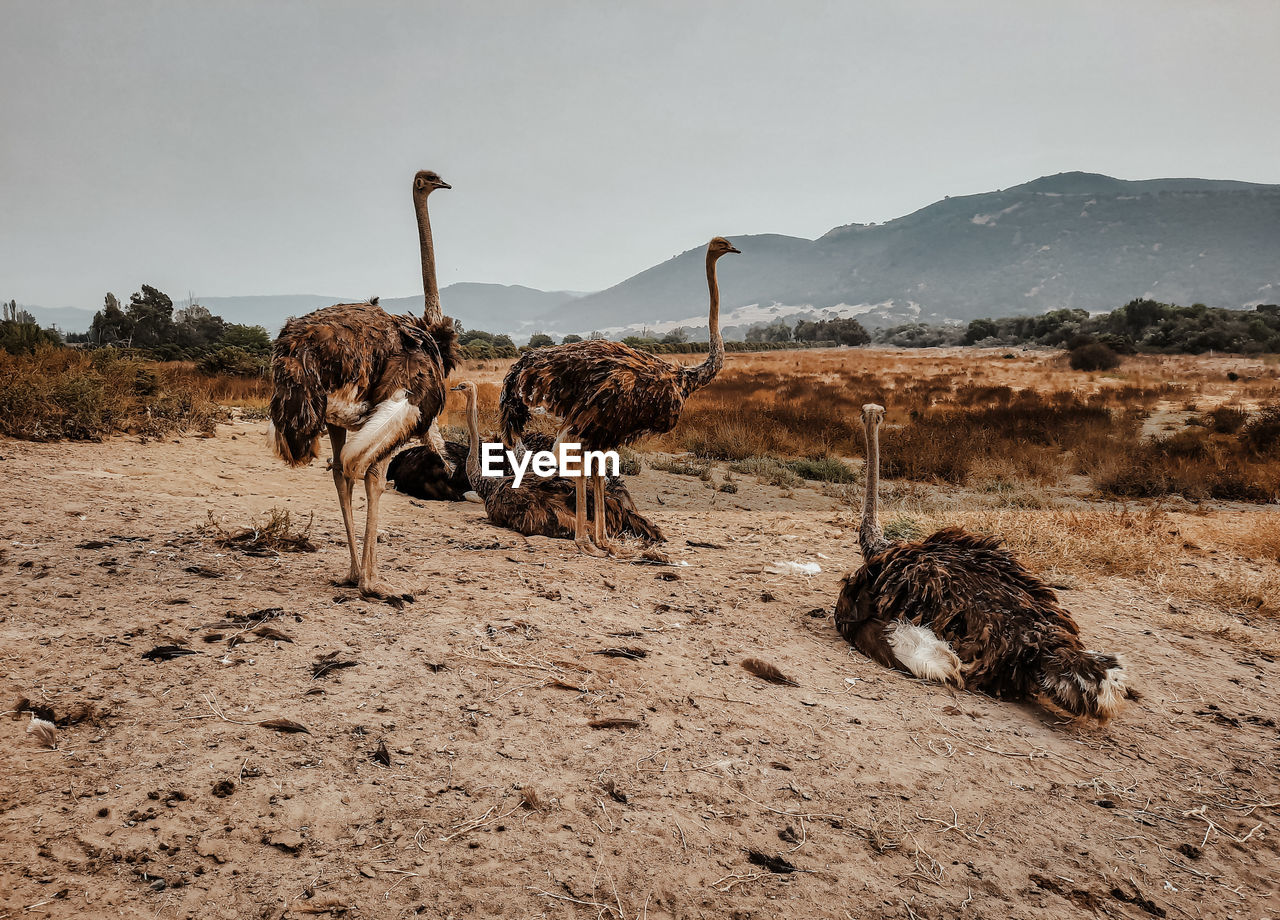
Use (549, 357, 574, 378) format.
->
(17, 172, 1280, 337)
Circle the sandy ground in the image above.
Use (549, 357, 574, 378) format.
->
(1, 420, 1278, 920)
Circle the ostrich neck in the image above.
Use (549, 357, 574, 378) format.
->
(463, 392, 483, 491)
(415, 193, 442, 323)
(860, 421, 886, 558)
(680, 252, 725, 395)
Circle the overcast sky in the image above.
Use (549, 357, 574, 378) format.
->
(4, 0, 1279, 309)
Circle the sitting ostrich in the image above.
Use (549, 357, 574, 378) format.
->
(454, 381, 664, 543)
(389, 432, 579, 502)
(499, 236, 739, 555)
(268, 170, 458, 597)
(834, 404, 1133, 722)
(387, 440, 473, 501)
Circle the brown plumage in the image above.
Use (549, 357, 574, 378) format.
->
(741, 658, 799, 687)
(388, 432, 624, 502)
(267, 170, 458, 597)
(499, 236, 739, 555)
(834, 404, 1133, 722)
(387, 439, 472, 501)
(453, 382, 664, 544)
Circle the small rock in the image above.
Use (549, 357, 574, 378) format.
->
(358, 865, 376, 879)
(195, 837, 228, 864)
(268, 830, 304, 853)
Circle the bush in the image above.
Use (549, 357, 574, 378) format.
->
(1068, 343, 1121, 371)
(0, 347, 225, 440)
(786, 456, 857, 483)
(1241, 407, 1280, 457)
(727, 456, 802, 489)
(1204, 405, 1248, 434)
(198, 346, 268, 377)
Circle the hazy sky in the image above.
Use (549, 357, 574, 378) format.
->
(4, 0, 1279, 309)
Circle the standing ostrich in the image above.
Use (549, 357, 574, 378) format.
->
(834, 404, 1133, 722)
(454, 382, 664, 543)
(267, 170, 459, 597)
(499, 236, 739, 555)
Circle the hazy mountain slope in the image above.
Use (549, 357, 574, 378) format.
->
(20, 304, 97, 334)
(379, 283, 581, 333)
(196, 285, 580, 335)
(539, 171, 1280, 331)
(197, 295, 340, 332)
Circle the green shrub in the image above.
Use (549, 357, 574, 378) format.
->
(198, 346, 268, 377)
(1068, 343, 1121, 371)
(786, 456, 857, 483)
(728, 456, 802, 489)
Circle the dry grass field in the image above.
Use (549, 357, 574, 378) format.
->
(2, 347, 1278, 919)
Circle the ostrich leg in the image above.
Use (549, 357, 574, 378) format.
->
(358, 455, 398, 597)
(328, 425, 361, 586)
(574, 474, 605, 557)
(591, 473, 630, 557)
(426, 417, 454, 475)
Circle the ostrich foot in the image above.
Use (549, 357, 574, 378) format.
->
(332, 566, 362, 588)
(358, 577, 409, 600)
(599, 538, 634, 559)
(575, 538, 607, 558)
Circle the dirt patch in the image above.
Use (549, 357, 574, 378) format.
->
(1, 417, 1278, 918)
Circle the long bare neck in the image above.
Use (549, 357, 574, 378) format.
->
(415, 191, 441, 323)
(860, 420, 887, 559)
(463, 391, 482, 490)
(679, 251, 725, 395)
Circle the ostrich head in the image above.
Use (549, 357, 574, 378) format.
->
(449, 381, 475, 395)
(414, 170, 452, 194)
(862, 403, 885, 429)
(708, 236, 740, 257)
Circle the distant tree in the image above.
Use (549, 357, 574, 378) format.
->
(174, 303, 225, 349)
(220, 323, 272, 353)
(459, 329, 494, 346)
(91, 292, 133, 345)
(660, 326, 689, 344)
(527, 332, 555, 348)
(587, 330, 605, 340)
(2, 300, 37, 325)
(561, 333, 584, 344)
(964, 318, 1000, 345)
(0, 316, 61, 354)
(828, 317, 870, 346)
(745, 320, 792, 343)
(124, 285, 175, 347)
(493, 333, 515, 349)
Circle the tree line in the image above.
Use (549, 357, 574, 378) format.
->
(874, 300, 1280, 355)
(0, 286, 272, 375)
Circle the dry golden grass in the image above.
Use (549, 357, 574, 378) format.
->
(0, 347, 230, 440)
(855, 496, 1280, 649)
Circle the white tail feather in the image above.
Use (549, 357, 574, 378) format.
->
(342, 392, 419, 480)
(886, 622, 963, 686)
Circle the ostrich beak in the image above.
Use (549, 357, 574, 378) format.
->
(728, 246, 741, 254)
(437, 181, 452, 190)
(450, 383, 466, 391)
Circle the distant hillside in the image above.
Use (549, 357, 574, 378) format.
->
(379, 284, 582, 334)
(538, 171, 1280, 333)
(19, 172, 1279, 339)
(22, 304, 97, 334)
(188, 285, 581, 336)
